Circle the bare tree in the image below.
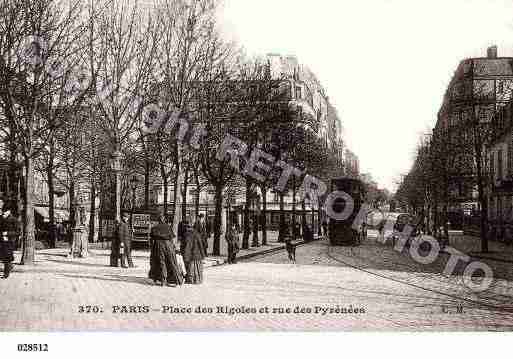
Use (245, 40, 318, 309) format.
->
(87, 0, 160, 224)
(0, 0, 90, 264)
(151, 0, 224, 236)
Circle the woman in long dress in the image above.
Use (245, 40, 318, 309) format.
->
(182, 224, 206, 284)
(148, 215, 184, 286)
(225, 222, 240, 264)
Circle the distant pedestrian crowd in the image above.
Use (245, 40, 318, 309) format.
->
(110, 212, 241, 287)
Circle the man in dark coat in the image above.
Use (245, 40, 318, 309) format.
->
(56, 220, 65, 242)
(183, 224, 206, 284)
(119, 213, 135, 268)
(225, 221, 240, 264)
(302, 222, 314, 242)
(0, 203, 18, 279)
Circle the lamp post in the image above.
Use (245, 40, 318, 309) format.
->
(130, 174, 139, 228)
(251, 191, 260, 247)
(69, 194, 88, 258)
(109, 150, 122, 267)
(111, 150, 122, 222)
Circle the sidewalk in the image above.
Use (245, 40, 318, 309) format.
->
(446, 231, 513, 264)
(12, 230, 320, 273)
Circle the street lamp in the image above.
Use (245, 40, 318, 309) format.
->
(110, 150, 122, 222)
(251, 191, 261, 247)
(130, 174, 139, 227)
(109, 149, 122, 267)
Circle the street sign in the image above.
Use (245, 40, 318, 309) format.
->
(132, 213, 151, 227)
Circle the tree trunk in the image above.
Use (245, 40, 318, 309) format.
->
(172, 146, 183, 238)
(194, 170, 200, 218)
(161, 163, 168, 215)
(261, 185, 267, 246)
(181, 163, 190, 222)
(88, 180, 96, 243)
(432, 196, 438, 236)
(311, 200, 315, 236)
(98, 183, 103, 243)
(7, 117, 15, 196)
(172, 170, 179, 225)
(69, 180, 75, 228)
(292, 176, 297, 238)
(21, 156, 36, 265)
(251, 193, 259, 247)
(47, 141, 56, 248)
(213, 184, 223, 256)
(318, 199, 323, 237)
(278, 192, 285, 242)
(301, 197, 306, 227)
(144, 159, 150, 209)
(242, 179, 251, 249)
(476, 149, 488, 252)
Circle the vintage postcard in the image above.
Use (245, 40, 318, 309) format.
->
(1, 0, 513, 347)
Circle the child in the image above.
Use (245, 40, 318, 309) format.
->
(285, 238, 296, 263)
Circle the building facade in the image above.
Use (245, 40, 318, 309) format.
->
(435, 46, 513, 231)
(344, 149, 360, 177)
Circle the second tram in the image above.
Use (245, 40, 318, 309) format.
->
(328, 177, 366, 246)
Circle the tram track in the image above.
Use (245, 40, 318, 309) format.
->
(247, 236, 513, 313)
(325, 242, 513, 315)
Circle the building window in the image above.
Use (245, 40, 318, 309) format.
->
(479, 109, 490, 123)
(295, 86, 302, 100)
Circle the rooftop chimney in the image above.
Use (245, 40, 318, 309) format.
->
(487, 45, 498, 58)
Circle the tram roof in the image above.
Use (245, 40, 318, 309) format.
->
(330, 177, 364, 185)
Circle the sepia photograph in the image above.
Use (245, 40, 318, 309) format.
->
(1, 0, 513, 355)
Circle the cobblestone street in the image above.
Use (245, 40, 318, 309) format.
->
(1, 236, 513, 331)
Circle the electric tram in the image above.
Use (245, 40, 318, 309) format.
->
(328, 177, 366, 246)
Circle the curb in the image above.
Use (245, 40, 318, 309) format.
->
(224, 237, 322, 263)
(451, 251, 513, 264)
(436, 246, 513, 264)
(467, 254, 513, 264)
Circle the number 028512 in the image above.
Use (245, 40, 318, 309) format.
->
(17, 344, 48, 352)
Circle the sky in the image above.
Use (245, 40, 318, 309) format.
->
(218, 0, 513, 192)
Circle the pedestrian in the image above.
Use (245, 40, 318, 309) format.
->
(294, 222, 301, 239)
(206, 217, 212, 240)
(177, 217, 189, 257)
(148, 214, 184, 287)
(183, 223, 206, 284)
(194, 213, 209, 256)
(110, 219, 121, 267)
(225, 221, 240, 264)
(283, 226, 296, 263)
(322, 219, 328, 238)
(119, 213, 135, 268)
(48, 222, 57, 248)
(302, 222, 313, 242)
(0, 202, 19, 279)
(66, 221, 73, 245)
(56, 220, 65, 243)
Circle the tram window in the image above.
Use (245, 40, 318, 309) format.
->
(332, 197, 347, 214)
